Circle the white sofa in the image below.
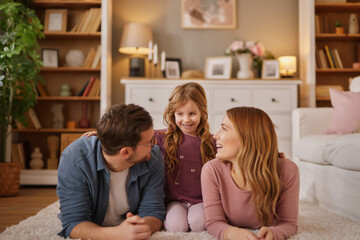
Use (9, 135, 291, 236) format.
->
(292, 107, 360, 222)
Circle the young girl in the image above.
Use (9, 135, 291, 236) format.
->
(201, 107, 299, 240)
(82, 82, 216, 232)
(155, 82, 216, 232)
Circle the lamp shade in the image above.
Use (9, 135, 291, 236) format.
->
(279, 56, 297, 76)
(119, 23, 153, 55)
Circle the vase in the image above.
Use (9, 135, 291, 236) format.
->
(236, 53, 254, 79)
(349, 13, 359, 34)
(29, 147, 44, 169)
(79, 103, 90, 128)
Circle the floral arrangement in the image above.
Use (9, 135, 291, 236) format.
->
(225, 40, 275, 76)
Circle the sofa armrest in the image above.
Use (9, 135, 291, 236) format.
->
(292, 107, 333, 161)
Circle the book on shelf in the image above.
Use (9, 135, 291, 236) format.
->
(76, 8, 101, 33)
(27, 108, 42, 129)
(91, 45, 101, 68)
(82, 47, 97, 68)
(88, 78, 101, 97)
(14, 119, 27, 130)
(321, 15, 329, 33)
(89, 8, 101, 33)
(37, 82, 49, 96)
(317, 49, 329, 69)
(77, 79, 90, 96)
(71, 10, 87, 32)
(24, 111, 36, 129)
(85, 8, 101, 33)
(79, 9, 92, 33)
(331, 48, 344, 69)
(82, 76, 96, 97)
(11, 142, 26, 169)
(315, 14, 321, 34)
(324, 45, 335, 69)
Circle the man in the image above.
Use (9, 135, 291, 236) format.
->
(57, 104, 165, 239)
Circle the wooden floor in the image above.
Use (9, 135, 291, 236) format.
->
(0, 186, 58, 233)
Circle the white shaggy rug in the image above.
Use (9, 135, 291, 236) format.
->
(0, 201, 359, 240)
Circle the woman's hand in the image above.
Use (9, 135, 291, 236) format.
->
(81, 131, 97, 138)
(258, 226, 273, 240)
(224, 226, 259, 240)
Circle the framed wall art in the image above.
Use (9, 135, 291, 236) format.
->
(181, 0, 236, 29)
(42, 48, 59, 67)
(165, 58, 182, 78)
(204, 56, 232, 79)
(262, 59, 280, 79)
(44, 9, 68, 33)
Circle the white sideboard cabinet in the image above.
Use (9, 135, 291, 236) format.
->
(121, 79, 301, 157)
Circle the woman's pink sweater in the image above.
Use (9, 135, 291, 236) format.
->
(201, 158, 299, 240)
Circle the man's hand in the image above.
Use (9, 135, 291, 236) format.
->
(258, 226, 273, 240)
(81, 131, 97, 138)
(113, 212, 151, 240)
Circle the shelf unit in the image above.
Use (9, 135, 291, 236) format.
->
(12, 0, 112, 185)
(299, 0, 360, 107)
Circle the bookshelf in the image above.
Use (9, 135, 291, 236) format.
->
(299, 0, 360, 107)
(11, 0, 112, 185)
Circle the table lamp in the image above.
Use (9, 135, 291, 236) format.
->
(119, 23, 153, 77)
(279, 56, 297, 78)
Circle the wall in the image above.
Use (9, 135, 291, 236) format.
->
(111, 0, 299, 104)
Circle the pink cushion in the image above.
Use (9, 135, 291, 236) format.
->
(325, 88, 360, 134)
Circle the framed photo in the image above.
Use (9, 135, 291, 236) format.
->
(44, 9, 67, 33)
(262, 59, 280, 79)
(42, 48, 59, 67)
(181, 0, 236, 29)
(165, 58, 182, 78)
(204, 56, 232, 79)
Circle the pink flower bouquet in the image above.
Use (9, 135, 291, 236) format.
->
(225, 40, 275, 77)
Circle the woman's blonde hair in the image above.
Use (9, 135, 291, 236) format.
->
(163, 82, 216, 180)
(226, 107, 281, 226)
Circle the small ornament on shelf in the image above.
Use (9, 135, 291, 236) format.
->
(29, 147, 44, 169)
(51, 103, 64, 129)
(59, 84, 71, 97)
(79, 103, 90, 128)
(65, 49, 85, 68)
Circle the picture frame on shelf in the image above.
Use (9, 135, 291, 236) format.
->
(165, 58, 182, 78)
(204, 56, 232, 79)
(44, 9, 67, 33)
(42, 48, 59, 67)
(262, 59, 280, 79)
(181, 0, 236, 29)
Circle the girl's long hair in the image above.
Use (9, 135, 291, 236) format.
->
(227, 107, 281, 226)
(163, 82, 216, 180)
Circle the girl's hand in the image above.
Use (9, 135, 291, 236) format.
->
(81, 131, 97, 138)
(257, 226, 273, 240)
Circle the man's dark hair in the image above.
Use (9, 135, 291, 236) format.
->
(96, 104, 153, 155)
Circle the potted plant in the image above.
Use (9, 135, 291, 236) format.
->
(335, 21, 345, 34)
(0, 0, 44, 196)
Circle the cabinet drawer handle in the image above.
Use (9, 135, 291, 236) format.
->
(271, 98, 276, 102)
(148, 98, 153, 102)
(230, 98, 235, 102)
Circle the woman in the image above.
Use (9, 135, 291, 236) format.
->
(201, 107, 299, 240)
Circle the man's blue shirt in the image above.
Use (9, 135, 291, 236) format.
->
(57, 136, 165, 238)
